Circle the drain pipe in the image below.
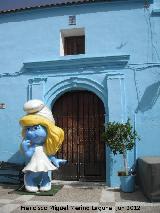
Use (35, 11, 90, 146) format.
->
(134, 112, 137, 163)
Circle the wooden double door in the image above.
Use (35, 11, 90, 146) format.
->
(52, 91, 105, 181)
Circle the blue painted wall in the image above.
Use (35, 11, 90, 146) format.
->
(0, 0, 160, 186)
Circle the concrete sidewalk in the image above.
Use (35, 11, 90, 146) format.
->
(0, 181, 160, 213)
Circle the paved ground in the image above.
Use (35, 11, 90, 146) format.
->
(0, 181, 160, 213)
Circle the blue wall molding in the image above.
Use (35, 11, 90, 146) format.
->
(45, 76, 108, 111)
(106, 73, 125, 80)
(0, 70, 23, 78)
(106, 73, 126, 123)
(151, 8, 160, 16)
(1, 62, 160, 79)
(28, 77, 47, 84)
(23, 55, 130, 74)
(28, 77, 47, 100)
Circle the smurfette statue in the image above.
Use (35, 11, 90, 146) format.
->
(19, 99, 66, 192)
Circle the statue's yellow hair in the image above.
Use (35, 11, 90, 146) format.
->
(19, 114, 64, 156)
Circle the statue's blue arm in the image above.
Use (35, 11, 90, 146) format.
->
(21, 140, 35, 161)
(49, 155, 67, 168)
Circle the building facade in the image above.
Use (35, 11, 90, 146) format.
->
(0, 0, 160, 186)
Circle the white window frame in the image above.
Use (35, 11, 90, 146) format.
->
(60, 28, 85, 56)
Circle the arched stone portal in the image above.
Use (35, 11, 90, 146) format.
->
(52, 90, 106, 181)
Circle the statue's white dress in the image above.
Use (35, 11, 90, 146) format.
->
(22, 146, 57, 173)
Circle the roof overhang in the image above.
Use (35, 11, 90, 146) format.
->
(0, 0, 153, 14)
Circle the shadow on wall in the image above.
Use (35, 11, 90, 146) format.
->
(7, 150, 25, 164)
(136, 81, 160, 113)
(0, 151, 25, 184)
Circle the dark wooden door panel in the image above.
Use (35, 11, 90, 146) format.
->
(53, 163, 78, 180)
(64, 36, 85, 55)
(52, 91, 105, 181)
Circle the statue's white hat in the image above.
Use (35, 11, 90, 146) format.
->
(23, 99, 55, 124)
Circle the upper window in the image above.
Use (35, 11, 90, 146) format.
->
(64, 36, 85, 55)
(60, 28, 85, 56)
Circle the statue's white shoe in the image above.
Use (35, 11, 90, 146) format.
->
(24, 175, 38, 192)
(25, 185, 39, 192)
(40, 182, 51, 191)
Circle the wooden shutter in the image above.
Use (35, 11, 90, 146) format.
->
(64, 36, 85, 55)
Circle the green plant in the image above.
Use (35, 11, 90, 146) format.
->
(102, 119, 140, 176)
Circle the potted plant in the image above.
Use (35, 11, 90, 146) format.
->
(102, 119, 140, 192)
